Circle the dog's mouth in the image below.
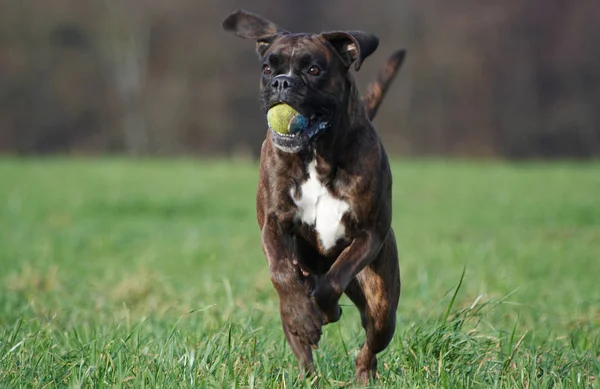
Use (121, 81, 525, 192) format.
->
(267, 102, 331, 153)
(269, 127, 308, 153)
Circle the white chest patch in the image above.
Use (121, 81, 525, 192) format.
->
(291, 159, 350, 251)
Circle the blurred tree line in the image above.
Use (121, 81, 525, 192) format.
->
(0, 0, 598, 158)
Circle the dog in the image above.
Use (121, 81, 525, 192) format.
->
(222, 10, 405, 384)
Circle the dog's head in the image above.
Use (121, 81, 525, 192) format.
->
(223, 10, 378, 153)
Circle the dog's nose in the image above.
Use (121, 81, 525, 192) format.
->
(271, 75, 295, 92)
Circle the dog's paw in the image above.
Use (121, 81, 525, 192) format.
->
(355, 353, 378, 385)
(311, 281, 343, 324)
(281, 297, 323, 347)
(321, 303, 342, 324)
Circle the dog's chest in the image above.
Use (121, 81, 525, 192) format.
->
(291, 160, 350, 251)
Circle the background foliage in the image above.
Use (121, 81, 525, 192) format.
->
(1, 0, 599, 158)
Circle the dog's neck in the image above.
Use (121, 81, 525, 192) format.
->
(271, 73, 368, 174)
(312, 73, 367, 163)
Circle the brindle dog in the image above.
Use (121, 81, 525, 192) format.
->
(222, 10, 405, 384)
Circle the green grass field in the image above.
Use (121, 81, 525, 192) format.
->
(1, 158, 599, 388)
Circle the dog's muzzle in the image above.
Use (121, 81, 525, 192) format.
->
(269, 118, 330, 153)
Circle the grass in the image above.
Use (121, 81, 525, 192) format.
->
(0, 157, 599, 388)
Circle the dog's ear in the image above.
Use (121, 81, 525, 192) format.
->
(222, 9, 289, 57)
(320, 31, 379, 71)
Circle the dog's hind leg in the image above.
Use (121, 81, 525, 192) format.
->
(344, 229, 401, 385)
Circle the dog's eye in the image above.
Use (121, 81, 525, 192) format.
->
(263, 65, 272, 75)
(308, 65, 321, 76)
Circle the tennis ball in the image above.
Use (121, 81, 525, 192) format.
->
(267, 104, 301, 134)
(289, 114, 308, 134)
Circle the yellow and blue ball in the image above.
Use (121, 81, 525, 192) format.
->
(267, 104, 308, 135)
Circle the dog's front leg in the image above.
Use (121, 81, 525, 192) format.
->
(261, 214, 324, 374)
(311, 232, 382, 317)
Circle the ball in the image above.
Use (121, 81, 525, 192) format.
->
(267, 104, 307, 134)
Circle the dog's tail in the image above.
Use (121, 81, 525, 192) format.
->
(362, 49, 406, 121)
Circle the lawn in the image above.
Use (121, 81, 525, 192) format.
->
(0, 158, 599, 388)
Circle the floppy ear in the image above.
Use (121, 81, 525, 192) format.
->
(222, 9, 289, 57)
(320, 31, 379, 71)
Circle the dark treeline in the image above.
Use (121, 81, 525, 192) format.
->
(1, 0, 598, 158)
